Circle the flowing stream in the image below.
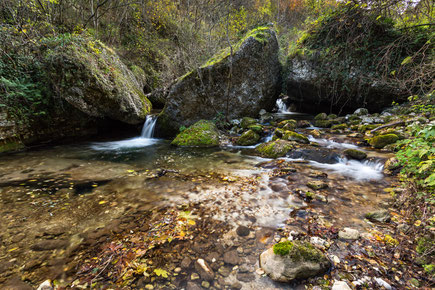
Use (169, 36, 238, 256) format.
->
(0, 113, 394, 288)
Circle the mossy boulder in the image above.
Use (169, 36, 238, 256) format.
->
(157, 26, 281, 136)
(344, 149, 367, 160)
(314, 120, 334, 128)
(171, 120, 219, 147)
(248, 124, 263, 134)
(278, 119, 297, 130)
(256, 140, 293, 158)
(42, 35, 150, 124)
(283, 131, 309, 144)
(237, 130, 260, 146)
(241, 117, 257, 129)
(368, 134, 399, 149)
(314, 113, 328, 120)
(307, 180, 328, 190)
(260, 241, 330, 282)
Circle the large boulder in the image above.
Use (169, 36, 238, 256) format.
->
(260, 241, 330, 282)
(42, 36, 150, 124)
(256, 140, 294, 158)
(158, 26, 281, 136)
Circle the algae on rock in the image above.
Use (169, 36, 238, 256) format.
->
(256, 140, 293, 158)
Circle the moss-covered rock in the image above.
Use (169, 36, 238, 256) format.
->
(171, 120, 219, 147)
(237, 130, 260, 146)
(331, 123, 347, 130)
(368, 134, 399, 149)
(278, 119, 297, 129)
(248, 124, 263, 134)
(314, 120, 334, 128)
(283, 131, 309, 144)
(158, 26, 281, 136)
(42, 35, 150, 124)
(344, 148, 367, 160)
(314, 113, 328, 120)
(256, 140, 293, 158)
(307, 180, 328, 190)
(260, 241, 330, 282)
(241, 117, 257, 129)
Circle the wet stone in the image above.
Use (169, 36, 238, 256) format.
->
(201, 281, 210, 288)
(205, 252, 220, 263)
(307, 180, 328, 190)
(181, 256, 192, 268)
(218, 266, 231, 277)
(231, 282, 243, 290)
(186, 282, 202, 290)
(223, 250, 241, 265)
(194, 258, 214, 281)
(236, 272, 255, 282)
(30, 239, 68, 251)
(236, 225, 250, 237)
(338, 228, 360, 240)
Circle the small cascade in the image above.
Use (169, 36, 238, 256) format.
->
(276, 99, 290, 113)
(90, 115, 159, 150)
(308, 135, 359, 149)
(141, 115, 157, 138)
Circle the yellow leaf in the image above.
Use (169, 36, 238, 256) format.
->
(8, 248, 18, 252)
(414, 220, 422, 227)
(188, 220, 196, 226)
(154, 268, 168, 278)
(99, 201, 107, 205)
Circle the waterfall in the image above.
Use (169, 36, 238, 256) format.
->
(276, 99, 290, 113)
(141, 115, 157, 139)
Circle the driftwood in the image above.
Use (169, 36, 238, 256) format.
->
(370, 120, 405, 134)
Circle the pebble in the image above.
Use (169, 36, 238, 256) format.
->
(256, 268, 265, 275)
(190, 273, 200, 280)
(374, 277, 392, 289)
(236, 225, 250, 237)
(236, 272, 255, 282)
(338, 228, 360, 240)
(310, 236, 329, 249)
(231, 282, 243, 290)
(174, 267, 181, 273)
(236, 247, 244, 254)
(223, 250, 241, 265)
(332, 281, 352, 290)
(218, 266, 231, 277)
(145, 285, 154, 290)
(37, 280, 53, 290)
(201, 281, 210, 288)
(195, 259, 214, 281)
(181, 256, 192, 268)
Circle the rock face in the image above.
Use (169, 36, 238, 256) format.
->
(171, 120, 219, 147)
(158, 26, 281, 136)
(285, 55, 403, 114)
(260, 241, 330, 282)
(43, 37, 150, 124)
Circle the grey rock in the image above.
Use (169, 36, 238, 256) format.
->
(158, 27, 281, 136)
(236, 225, 251, 237)
(236, 272, 255, 282)
(338, 228, 360, 240)
(365, 209, 391, 223)
(259, 242, 330, 282)
(332, 281, 352, 290)
(223, 250, 241, 265)
(354, 108, 369, 116)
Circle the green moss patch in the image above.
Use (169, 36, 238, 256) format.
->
(283, 131, 309, 144)
(237, 130, 260, 146)
(369, 134, 399, 149)
(273, 241, 326, 263)
(171, 120, 219, 147)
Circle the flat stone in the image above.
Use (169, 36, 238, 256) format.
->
(201, 281, 210, 288)
(338, 228, 360, 240)
(231, 282, 243, 290)
(236, 272, 255, 282)
(223, 250, 241, 265)
(186, 282, 201, 290)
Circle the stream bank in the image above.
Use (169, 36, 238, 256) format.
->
(3, 104, 431, 289)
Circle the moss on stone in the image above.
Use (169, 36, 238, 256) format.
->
(171, 120, 219, 147)
(314, 113, 328, 120)
(247, 124, 263, 134)
(331, 123, 347, 130)
(314, 120, 334, 128)
(273, 241, 326, 263)
(273, 241, 293, 256)
(201, 26, 273, 68)
(256, 140, 293, 158)
(344, 148, 367, 160)
(278, 119, 297, 129)
(0, 141, 24, 153)
(241, 117, 257, 129)
(237, 129, 260, 146)
(358, 124, 379, 133)
(283, 130, 309, 144)
(368, 134, 399, 149)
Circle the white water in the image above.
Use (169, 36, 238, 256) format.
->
(284, 157, 384, 181)
(91, 115, 159, 150)
(276, 99, 292, 113)
(308, 135, 359, 149)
